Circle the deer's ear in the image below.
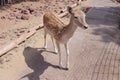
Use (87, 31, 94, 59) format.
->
(67, 6, 73, 13)
(77, 0, 81, 5)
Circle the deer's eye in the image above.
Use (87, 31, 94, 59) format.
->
(74, 17, 78, 19)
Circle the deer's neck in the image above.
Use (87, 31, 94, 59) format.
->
(67, 14, 74, 27)
(66, 14, 77, 33)
(61, 14, 77, 43)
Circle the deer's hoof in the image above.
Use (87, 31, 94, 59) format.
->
(59, 67, 69, 70)
(64, 68, 69, 70)
(41, 46, 47, 50)
(58, 66, 63, 69)
(54, 52, 58, 54)
(53, 49, 58, 54)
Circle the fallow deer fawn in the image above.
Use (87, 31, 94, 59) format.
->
(43, 6, 88, 70)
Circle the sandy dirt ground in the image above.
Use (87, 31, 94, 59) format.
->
(0, 0, 120, 80)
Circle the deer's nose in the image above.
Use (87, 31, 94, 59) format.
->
(84, 26, 88, 29)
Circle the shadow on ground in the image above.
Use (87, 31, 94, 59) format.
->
(87, 6, 120, 26)
(20, 47, 59, 80)
(86, 6, 120, 45)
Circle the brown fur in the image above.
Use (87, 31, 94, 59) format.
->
(43, 12, 73, 42)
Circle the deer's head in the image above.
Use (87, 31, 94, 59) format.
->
(67, 6, 88, 29)
(77, 0, 92, 13)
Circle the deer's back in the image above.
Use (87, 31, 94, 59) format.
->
(43, 12, 66, 30)
(43, 12, 69, 41)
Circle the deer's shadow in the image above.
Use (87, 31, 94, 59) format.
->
(20, 47, 59, 80)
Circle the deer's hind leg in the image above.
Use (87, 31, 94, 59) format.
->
(51, 36, 58, 54)
(44, 28, 47, 49)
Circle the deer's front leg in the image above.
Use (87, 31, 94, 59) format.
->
(64, 43, 69, 70)
(55, 41, 62, 69)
